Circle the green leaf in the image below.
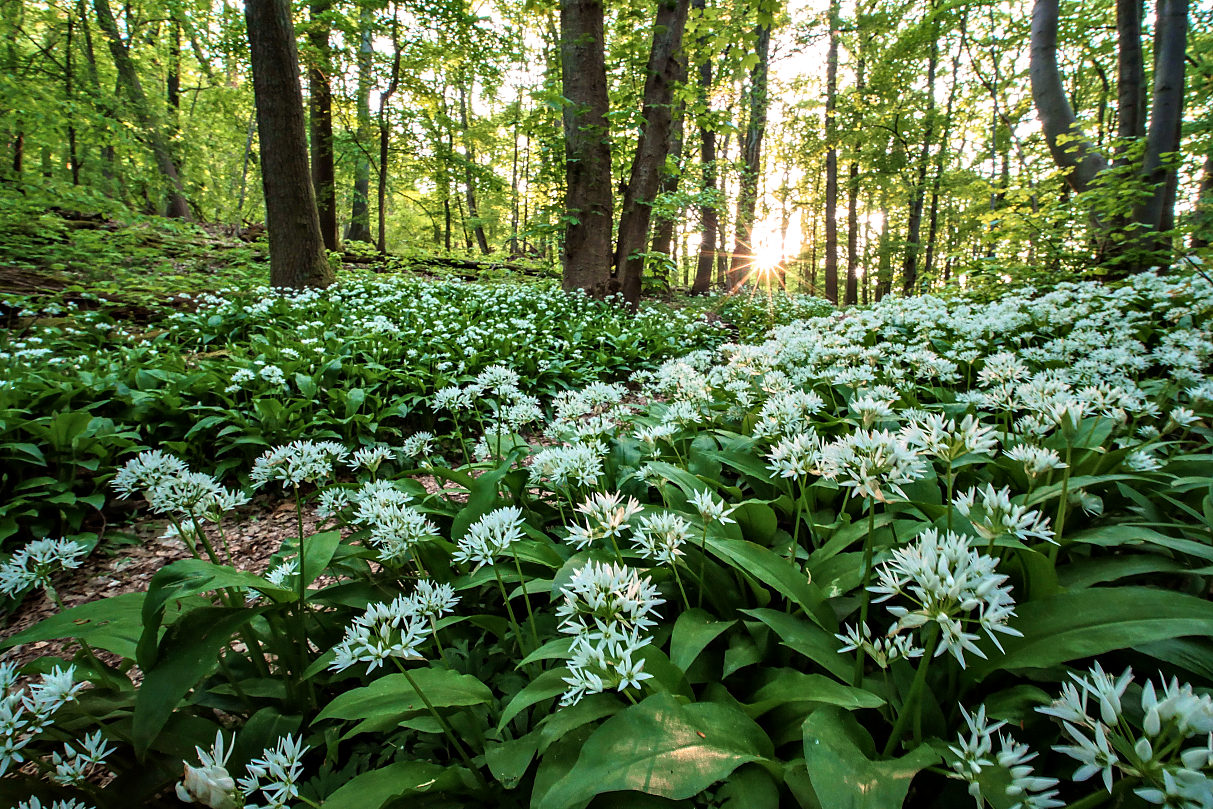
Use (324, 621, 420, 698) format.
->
(486, 735, 538, 789)
(970, 587, 1213, 679)
(1, 592, 145, 659)
(706, 537, 829, 626)
(133, 606, 261, 757)
(321, 761, 468, 808)
(745, 668, 884, 717)
(317, 668, 493, 722)
(538, 692, 771, 809)
(802, 706, 938, 808)
(741, 608, 852, 682)
(670, 609, 734, 673)
(499, 668, 568, 730)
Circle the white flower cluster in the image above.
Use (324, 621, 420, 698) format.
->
(0, 663, 85, 776)
(816, 429, 928, 503)
(1038, 663, 1213, 805)
(860, 528, 1022, 668)
(948, 704, 1062, 809)
(112, 450, 249, 520)
(345, 481, 439, 564)
(556, 561, 665, 706)
(249, 440, 349, 488)
(49, 730, 115, 787)
(565, 492, 643, 551)
(954, 484, 1055, 545)
(530, 441, 605, 490)
(0, 537, 88, 598)
(452, 506, 526, 569)
(330, 580, 458, 673)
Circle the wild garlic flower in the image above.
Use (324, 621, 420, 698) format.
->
(816, 429, 927, 503)
(0, 538, 88, 598)
(398, 431, 436, 461)
(849, 395, 895, 427)
(330, 582, 456, 673)
(1003, 444, 1065, 478)
(565, 492, 643, 550)
(948, 705, 1062, 809)
(1038, 664, 1213, 801)
(953, 484, 1055, 545)
(250, 440, 348, 488)
(688, 489, 736, 526)
(1168, 407, 1199, 429)
(834, 622, 923, 669)
(358, 499, 439, 564)
(111, 449, 190, 498)
(0, 664, 83, 776)
(902, 413, 998, 463)
(633, 422, 678, 455)
(15, 799, 95, 809)
(766, 432, 821, 480)
(177, 730, 237, 809)
(556, 561, 665, 636)
(452, 506, 525, 569)
(145, 471, 222, 515)
(631, 512, 691, 564)
(530, 442, 605, 489)
(752, 389, 826, 439)
(869, 528, 1021, 668)
(1125, 448, 1163, 472)
(315, 487, 352, 520)
(433, 385, 475, 412)
(561, 624, 654, 707)
(347, 445, 394, 472)
(50, 730, 115, 787)
(236, 734, 308, 809)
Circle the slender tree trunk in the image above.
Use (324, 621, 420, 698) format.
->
(236, 110, 256, 222)
(347, 9, 373, 243)
(1193, 151, 1213, 249)
(649, 108, 684, 261)
(245, 0, 332, 288)
(727, 22, 771, 292)
(901, 4, 939, 295)
(823, 0, 839, 303)
(689, 0, 716, 294)
(924, 13, 965, 282)
(509, 90, 522, 254)
(66, 16, 80, 185)
(1133, 0, 1188, 244)
(560, 0, 614, 295)
(844, 46, 865, 306)
(615, 0, 690, 307)
(77, 0, 115, 191)
(1116, 0, 1146, 149)
(93, 0, 190, 217)
(308, 0, 338, 251)
(377, 23, 402, 254)
(458, 81, 491, 254)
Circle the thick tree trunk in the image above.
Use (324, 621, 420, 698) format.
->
(347, 10, 373, 243)
(727, 22, 771, 292)
(1116, 0, 1146, 147)
(616, 0, 690, 307)
(93, 0, 190, 218)
(1030, 0, 1108, 193)
(823, 0, 839, 303)
(308, 0, 338, 251)
(560, 0, 614, 295)
(458, 82, 491, 255)
(1133, 0, 1188, 239)
(245, 0, 332, 288)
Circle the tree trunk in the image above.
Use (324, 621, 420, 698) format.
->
(616, 0, 690, 307)
(689, 0, 716, 294)
(844, 45, 865, 306)
(1116, 0, 1146, 148)
(924, 12, 965, 282)
(727, 22, 771, 292)
(823, 0, 839, 303)
(308, 0, 338, 251)
(1193, 150, 1213, 249)
(244, 0, 332, 288)
(1133, 0, 1188, 241)
(649, 109, 684, 261)
(458, 81, 491, 255)
(377, 31, 402, 254)
(901, 4, 939, 296)
(92, 0, 190, 218)
(560, 0, 614, 295)
(1029, 0, 1108, 193)
(346, 9, 374, 243)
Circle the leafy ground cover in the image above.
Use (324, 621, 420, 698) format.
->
(1, 269, 1211, 808)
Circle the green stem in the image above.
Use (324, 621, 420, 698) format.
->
(294, 485, 306, 604)
(882, 627, 939, 757)
(1049, 444, 1073, 563)
(697, 527, 708, 609)
(671, 562, 691, 612)
(853, 502, 878, 687)
(398, 666, 488, 790)
(492, 565, 525, 657)
(511, 550, 541, 651)
(945, 463, 956, 531)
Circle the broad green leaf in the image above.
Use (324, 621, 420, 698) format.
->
(741, 608, 851, 682)
(802, 706, 938, 808)
(322, 761, 468, 808)
(670, 609, 734, 673)
(1, 592, 145, 659)
(499, 668, 569, 731)
(970, 587, 1213, 679)
(538, 692, 771, 809)
(706, 537, 829, 626)
(745, 668, 884, 717)
(486, 735, 539, 789)
(317, 668, 493, 722)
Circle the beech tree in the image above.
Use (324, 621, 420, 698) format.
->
(245, 0, 332, 288)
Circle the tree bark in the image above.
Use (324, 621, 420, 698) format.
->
(902, 4, 939, 296)
(458, 81, 491, 255)
(1133, 0, 1188, 239)
(1193, 150, 1213, 249)
(1029, 0, 1108, 193)
(92, 0, 190, 218)
(727, 22, 771, 292)
(844, 45, 865, 306)
(823, 0, 839, 303)
(308, 0, 338, 251)
(560, 0, 615, 295)
(692, 0, 717, 296)
(1115, 0, 1146, 147)
(649, 109, 684, 262)
(616, 0, 690, 307)
(377, 30, 402, 254)
(245, 0, 332, 288)
(346, 8, 374, 243)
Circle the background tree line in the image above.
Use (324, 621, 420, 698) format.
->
(0, 0, 1209, 299)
